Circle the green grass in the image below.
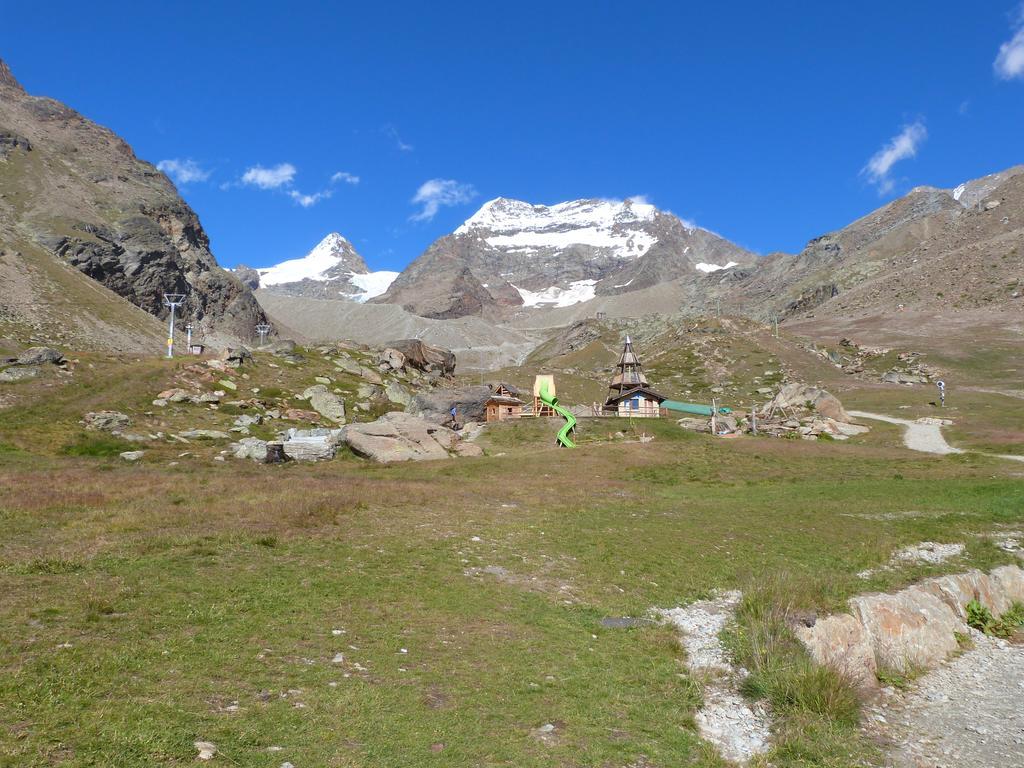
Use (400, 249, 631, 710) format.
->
(59, 431, 137, 457)
(3, 329, 1024, 766)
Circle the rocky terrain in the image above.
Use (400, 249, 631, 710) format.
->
(727, 166, 1024, 322)
(0, 57, 267, 351)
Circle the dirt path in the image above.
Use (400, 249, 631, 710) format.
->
(849, 411, 1024, 463)
(866, 632, 1024, 767)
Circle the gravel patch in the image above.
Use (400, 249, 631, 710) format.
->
(866, 630, 1024, 767)
(859, 541, 965, 579)
(657, 591, 771, 763)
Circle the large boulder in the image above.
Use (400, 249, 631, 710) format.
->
(768, 383, 850, 422)
(342, 412, 456, 463)
(279, 427, 345, 461)
(917, 570, 1007, 621)
(222, 347, 254, 367)
(0, 366, 40, 382)
(793, 612, 877, 689)
(378, 348, 406, 371)
(406, 385, 493, 424)
(302, 384, 346, 424)
(384, 339, 456, 376)
(15, 346, 64, 366)
(849, 587, 963, 673)
(384, 381, 412, 406)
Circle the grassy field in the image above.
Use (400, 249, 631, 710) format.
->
(2, 333, 1023, 767)
(2, 358, 1023, 766)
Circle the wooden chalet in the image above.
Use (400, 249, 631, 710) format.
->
(603, 336, 665, 418)
(484, 383, 525, 422)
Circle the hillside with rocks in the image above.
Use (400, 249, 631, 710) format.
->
(726, 166, 1024, 322)
(375, 197, 756, 319)
(0, 57, 267, 351)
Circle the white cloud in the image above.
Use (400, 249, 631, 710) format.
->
(861, 121, 927, 195)
(331, 171, 360, 185)
(410, 178, 477, 221)
(995, 7, 1024, 80)
(384, 124, 414, 152)
(288, 189, 332, 208)
(157, 158, 210, 185)
(241, 162, 296, 189)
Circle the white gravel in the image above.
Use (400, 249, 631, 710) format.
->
(657, 591, 772, 763)
(867, 631, 1024, 767)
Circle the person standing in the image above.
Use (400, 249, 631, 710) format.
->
(936, 380, 946, 408)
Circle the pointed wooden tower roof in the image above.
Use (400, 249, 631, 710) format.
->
(607, 335, 650, 396)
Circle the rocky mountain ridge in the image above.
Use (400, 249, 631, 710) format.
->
(0, 56, 267, 350)
(375, 197, 756, 319)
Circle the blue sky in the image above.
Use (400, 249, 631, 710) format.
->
(4, 2, 1023, 271)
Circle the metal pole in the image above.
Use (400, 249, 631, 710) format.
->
(186, 323, 193, 350)
(162, 294, 186, 358)
(167, 305, 175, 358)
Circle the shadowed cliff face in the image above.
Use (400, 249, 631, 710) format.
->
(0, 57, 267, 348)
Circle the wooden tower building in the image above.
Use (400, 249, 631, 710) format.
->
(603, 336, 665, 417)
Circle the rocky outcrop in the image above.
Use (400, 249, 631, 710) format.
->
(341, 412, 458, 462)
(767, 383, 850, 423)
(0, 57, 267, 347)
(406, 385, 492, 424)
(279, 427, 345, 461)
(797, 565, 1024, 688)
(383, 339, 456, 376)
(302, 384, 346, 424)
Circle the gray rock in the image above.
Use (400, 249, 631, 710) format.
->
(302, 384, 346, 424)
(0, 365, 40, 382)
(382, 340, 456, 376)
(232, 437, 268, 461)
(119, 450, 144, 462)
(15, 346, 64, 366)
(378, 348, 406, 371)
(384, 380, 411, 407)
(233, 414, 263, 428)
(280, 427, 345, 461)
(83, 411, 130, 432)
(179, 429, 231, 440)
(342, 412, 456, 463)
(334, 357, 363, 377)
(768, 383, 850, 422)
(222, 347, 254, 367)
(406, 385, 493, 424)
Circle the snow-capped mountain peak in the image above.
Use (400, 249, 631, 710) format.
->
(252, 232, 398, 302)
(454, 197, 661, 260)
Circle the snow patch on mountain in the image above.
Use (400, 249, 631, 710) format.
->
(485, 228, 656, 256)
(513, 279, 598, 308)
(349, 270, 400, 301)
(457, 197, 660, 259)
(695, 261, 738, 273)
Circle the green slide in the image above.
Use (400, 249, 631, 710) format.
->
(539, 382, 576, 448)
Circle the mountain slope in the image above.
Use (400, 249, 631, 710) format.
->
(376, 197, 755, 318)
(240, 232, 399, 302)
(726, 166, 1024, 321)
(0, 57, 267, 348)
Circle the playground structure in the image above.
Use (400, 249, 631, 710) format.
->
(520, 336, 730, 447)
(536, 376, 576, 448)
